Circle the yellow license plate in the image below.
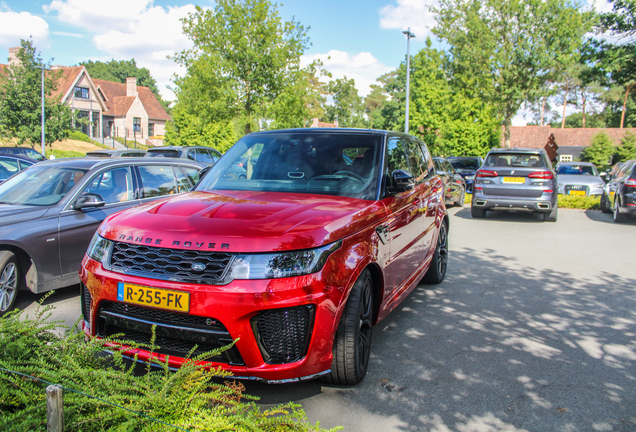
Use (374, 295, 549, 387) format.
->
(568, 190, 586, 196)
(117, 282, 190, 312)
(502, 177, 525, 184)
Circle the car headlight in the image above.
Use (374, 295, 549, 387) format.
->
(594, 183, 604, 188)
(229, 240, 342, 280)
(87, 233, 113, 263)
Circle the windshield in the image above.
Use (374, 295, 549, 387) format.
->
(448, 158, 481, 169)
(148, 150, 178, 158)
(196, 132, 382, 200)
(484, 153, 546, 168)
(557, 165, 598, 176)
(0, 165, 88, 206)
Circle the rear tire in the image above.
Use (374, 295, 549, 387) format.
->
(600, 193, 611, 214)
(455, 189, 465, 207)
(324, 269, 373, 385)
(546, 206, 558, 222)
(0, 251, 20, 316)
(423, 221, 448, 284)
(471, 206, 486, 219)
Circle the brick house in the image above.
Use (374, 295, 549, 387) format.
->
(502, 126, 636, 162)
(2, 47, 170, 143)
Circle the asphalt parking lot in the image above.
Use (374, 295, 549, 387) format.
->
(20, 207, 636, 432)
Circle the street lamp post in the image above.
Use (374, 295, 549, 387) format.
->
(402, 28, 415, 134)
(34, 64, 50, 158)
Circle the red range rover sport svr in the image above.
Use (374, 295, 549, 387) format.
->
(80, 128, 449, 384)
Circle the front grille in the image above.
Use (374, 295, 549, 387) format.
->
(108, 242, 235, 284)
(564, 184, 589, 195)
(251, 305, 315, 365)
(81, 283, 92, 325)
(97, 301, 244, 365)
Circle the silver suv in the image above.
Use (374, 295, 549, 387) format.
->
(471, 148, 557, 222)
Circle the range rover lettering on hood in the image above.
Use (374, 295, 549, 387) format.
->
(118, 234, 230, 249)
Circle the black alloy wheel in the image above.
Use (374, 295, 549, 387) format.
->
(0, 251, 19, 315)
(456, 189, 465, 207)
(324, 269, 373, 385)
(423, 221, 448, 284)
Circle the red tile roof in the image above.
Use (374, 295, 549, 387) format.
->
(504, 126, 636, 149)
(48, 66, 83, 102)
(92, 78, 170, 121)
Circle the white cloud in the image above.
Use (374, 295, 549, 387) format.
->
(379, 0, 438, 38)
(0, 10, 49, 49)
(301, 50, 394, 97)
(44, 0, 196, 101)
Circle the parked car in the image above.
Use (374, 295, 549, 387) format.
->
(0, 154, 36, 183)
(433, 157, 466, 206)
(146, 146, 222, 164)
(446, 156, 483, 193)
(86, 149, 147, 158)
(471, 148, 557, 221)
(80, 128, 449, 384)
(602, 159, 636, 222)
(0, 157, 206, 314)
(0, 147, 46, 161)
(555, 161, 605, 196)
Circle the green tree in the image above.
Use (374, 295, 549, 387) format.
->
(174, 0, 309, 135)
(433, 0, 593, 147)
(0, 39, 74, 151)
(165, 105, 236, 152)
(363, 84, 387, 129)
(80, 59, 169, 111)
(581, 132, 615, 169)
(614, 131, 636, 161)
(323, 77, 366, 127)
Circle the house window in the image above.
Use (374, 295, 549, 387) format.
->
(76, 110, 90, 135)
(133, 117, 141, 133)
(559, 155, 572, 162)
(148, 123, 154, 137)
(74, 86, 89, 99)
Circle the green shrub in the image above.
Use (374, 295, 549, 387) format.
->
(49, 149, 85, 159)
(557, 194, 601, 210)
(67, 130, 92, 143)
(0, 305, 338, 432)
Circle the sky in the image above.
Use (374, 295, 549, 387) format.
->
(0, 0, 613, 126)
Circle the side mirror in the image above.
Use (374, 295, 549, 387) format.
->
(392, 169, 415, 193)
(74, 193, 106, 210)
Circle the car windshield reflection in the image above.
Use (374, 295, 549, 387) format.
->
(0, 165, 87, 206)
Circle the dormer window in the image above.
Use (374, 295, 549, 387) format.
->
(74, 86, 89, 99)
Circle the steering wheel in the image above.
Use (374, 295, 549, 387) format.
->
(333, 170, 365, 183)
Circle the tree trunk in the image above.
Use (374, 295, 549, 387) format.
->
(582, 94, 586, 128)
(561, 84, 568, 129)
(244, 122, 251, 135)
(621, 84, 631, 129)
(540, 97, 546, 126)
(503, 117, 512, 148)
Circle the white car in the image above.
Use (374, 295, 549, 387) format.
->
(556, 162, 606, 196)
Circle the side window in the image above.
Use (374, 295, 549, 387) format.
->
(417, 142, 436, 180)
(139, 165, 177, 198)
(19, 160, 33, 170)
(84, 167, 133, 204)
(403, 138, 426, 181)
(197, 149, 215, 164)
(386, 137, 410, 174)
(0, 157, 18, 181)
(433, 159, 443, 172)
(444, 161, 454, 173)
(186, 150, 196, 161)
(210, 149, 221, 163)
(174, 167, 194, 192)
(181, 167, 201, 187)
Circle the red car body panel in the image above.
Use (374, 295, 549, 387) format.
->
(80, 129, 448, 383)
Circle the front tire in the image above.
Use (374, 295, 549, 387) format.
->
(0, 251, 20, 315)
(600, 193, 611, 214)
(423, 221, 448, 284)
(325, 269, 373, 385)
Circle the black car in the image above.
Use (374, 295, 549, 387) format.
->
(0, 157, 206, 314)
(86, 149, 147, 158)
(446, 156, 484, 193)
(0, 147, 46, 161)
(471, 148, 558, 221)
(0, 154, 36, 183)
(433, 157, 466, 207)
(146, 146, 222, 164)
(603, 159, 636, 223)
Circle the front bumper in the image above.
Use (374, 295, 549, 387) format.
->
(80, 256, 343, 382)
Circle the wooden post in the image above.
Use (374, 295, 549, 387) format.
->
(46, 385, 64, 432)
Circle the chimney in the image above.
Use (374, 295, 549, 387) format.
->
(126, 77, 138, 97)
(8, 47, 21, 66)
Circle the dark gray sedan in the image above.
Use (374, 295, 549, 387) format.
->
(0, 157, 206, 314)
